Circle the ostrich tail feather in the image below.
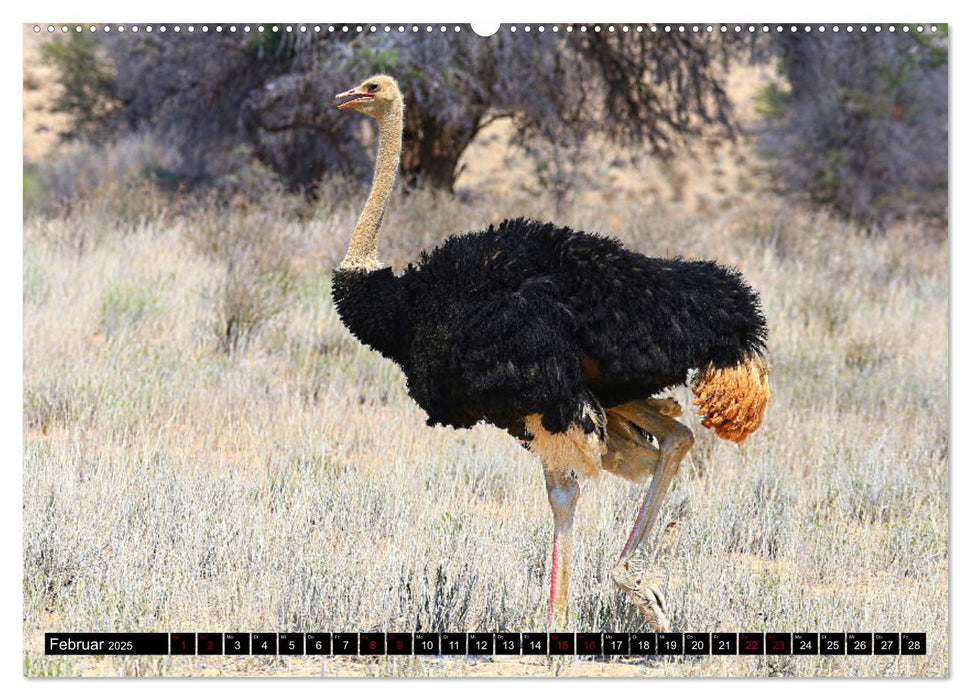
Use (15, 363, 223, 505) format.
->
(691, 355, 771, 443)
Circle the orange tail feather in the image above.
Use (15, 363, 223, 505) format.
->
(691, 355, 771, 443)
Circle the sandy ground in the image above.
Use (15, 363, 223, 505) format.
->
(23, 26, 72, 162)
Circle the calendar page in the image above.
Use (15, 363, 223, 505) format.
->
(22, 17, 948, 679)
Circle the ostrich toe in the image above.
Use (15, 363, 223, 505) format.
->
(645, 397, 683, 418)
(612, 560, 672, 632)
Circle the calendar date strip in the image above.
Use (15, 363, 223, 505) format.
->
(45, 632, 927, 656)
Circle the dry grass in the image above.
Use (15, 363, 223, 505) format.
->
(22, 182, 948, 678)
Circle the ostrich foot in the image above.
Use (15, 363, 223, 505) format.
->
(644, 397, 683, 418)
(612, 559, 671, 632)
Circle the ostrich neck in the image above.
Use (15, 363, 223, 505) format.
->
(339, 104, 403, 271)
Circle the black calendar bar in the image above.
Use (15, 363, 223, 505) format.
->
(225, 633, 249, 655)
(496, 633, 521, 655)
(712, 632, 737, 655)
(658, 633, 684, 655)
(307, 633, 331, 655)
(821, 632, 847, 655)
(170, 633, 196, 655)
(43, 631, 927, 656)
(793, 633, 819, 655)
(198, 633, 223, 655)
(848, 633, 873, 655)
(441, 633, 467, 655)
(684, 633, 710, 655)
(523, 633, 548, 655)
(577, 633, 602, 656)
(630, 632, 657, 655)
(901, 633, 926, 655)
(359, 633, 386, 655)
(603, 633, 629, 655)
(387, 633, 412, 655)
(766, 633, 792, 655)
(874, 633, 899, 655)
(549, 633, 575, 655)
(415, 633, 440, 655)
(45, 633, 168, 655)
(333, 633, 358, 655)
(739, 632, 764, 655)
(252, 633, 277, 655)
(280, 633, 304, 655)
(468, 632, 494, 655)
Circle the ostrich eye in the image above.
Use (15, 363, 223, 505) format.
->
(368, 83, 379, 92)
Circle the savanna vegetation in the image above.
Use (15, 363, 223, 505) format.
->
(23, 24, 948, 677)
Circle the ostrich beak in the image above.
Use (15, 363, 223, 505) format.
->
(335, 87, 374, 110)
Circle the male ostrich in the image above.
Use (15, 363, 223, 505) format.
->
(332, 76, 770, 629)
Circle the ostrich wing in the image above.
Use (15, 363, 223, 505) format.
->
(449, 283, 586, 434)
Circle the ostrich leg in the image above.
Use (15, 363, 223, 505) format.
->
(604, 400, 694, 631)
(613, 404, 693, 562)
(544, 468, 579, 629)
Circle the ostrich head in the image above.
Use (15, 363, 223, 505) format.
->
(335, 75, 402, 118)
(334, 74, 404, 272)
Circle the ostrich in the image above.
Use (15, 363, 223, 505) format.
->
(332, 75, 770, 629)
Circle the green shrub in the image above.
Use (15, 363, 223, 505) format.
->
(99, 282, 163, 340)
(758, 29, 948, 229)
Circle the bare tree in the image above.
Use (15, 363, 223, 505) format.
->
(43, 26, 747, 194)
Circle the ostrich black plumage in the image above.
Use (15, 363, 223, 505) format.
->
(332, 75, 771, 629)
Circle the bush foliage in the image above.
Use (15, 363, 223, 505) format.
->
(758, 28, 948, 229)
(36, 25, 948, 228)
(41, 26, 747, 193)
